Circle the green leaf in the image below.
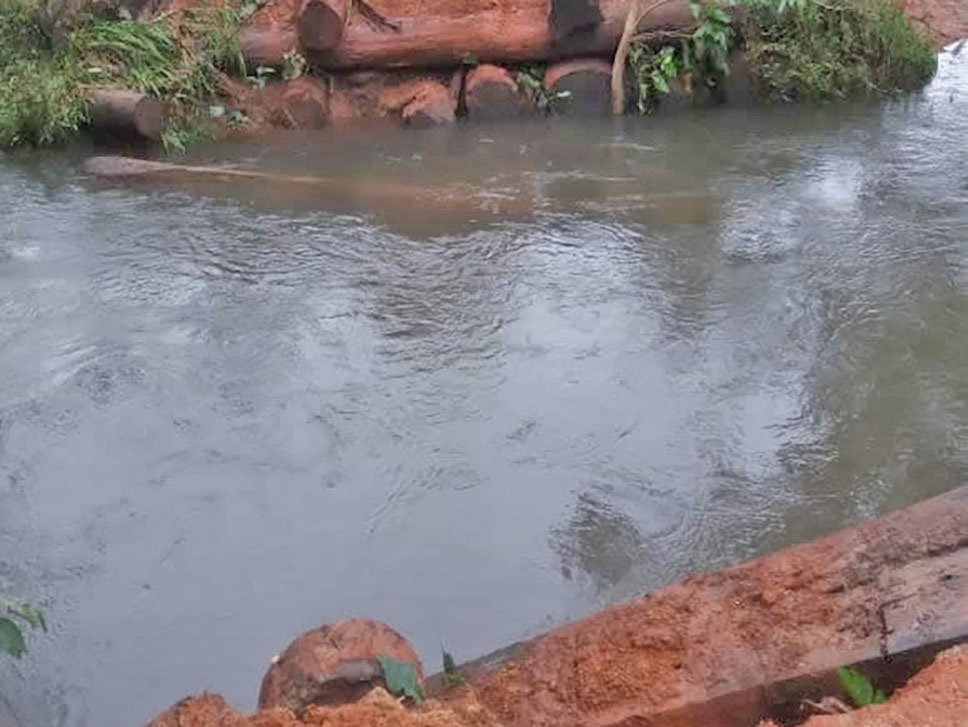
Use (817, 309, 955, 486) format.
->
(651, 71, 670, 94)
(376, 655, 424, 703)
(707, 6, 732, 24)
(838, 666, 876, 707)
(0, 617, 26, 658)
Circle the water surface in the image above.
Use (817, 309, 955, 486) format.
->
(1, 48, 966, 727)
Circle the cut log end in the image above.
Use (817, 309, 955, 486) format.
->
(402, 82, 456, 127)
(464, 64, 530, 121)
(90, 90, 166, 142)
(298, 0, 347, 51)
(545, 59, 613, 116)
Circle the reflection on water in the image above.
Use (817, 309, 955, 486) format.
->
(0, 46, 966, 727)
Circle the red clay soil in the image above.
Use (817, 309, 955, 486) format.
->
(147, 645, 968, 727)
(760, 645, 968, 727)
(896, 0, 968, 47)
(148, 687, 502, 727)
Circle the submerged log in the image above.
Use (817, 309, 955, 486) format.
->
(82, 155, 536, 233)
(241, 0, 695, 69)
(89, 90, 165, 141)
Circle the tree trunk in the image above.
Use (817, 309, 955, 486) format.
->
(241, 0, 693, 69)
(89, 90, 165, 141)
(298, 0, 347, 51)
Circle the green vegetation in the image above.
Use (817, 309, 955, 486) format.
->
(376, 655, 425, 703)
(627, 0, 936, 112)
(0, 597, 46, 659)
(442, 649, 466, 688)
(0, 0, 246, 149)
(515, 63, 572, 112)
(744, 0, 937, 100)
(837, 665, 887, 708)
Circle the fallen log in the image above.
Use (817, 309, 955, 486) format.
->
(83, 156, 331, 184)
(82, 154, 539, 237)
(89, 90, 165, 141)
(240, 0, 695, 69)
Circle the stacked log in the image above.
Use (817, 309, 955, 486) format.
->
(463, 64, 530, 120)
(240, 0, 694, 69)
(544, 58, 613, 115)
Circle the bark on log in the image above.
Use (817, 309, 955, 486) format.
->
(464, 64, 530, 120)
(241, 0, 694, 69)
(89, 90, 165, 141)
(298, 0, 347, 51)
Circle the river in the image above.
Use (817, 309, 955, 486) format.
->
(1, 47, 966, 727)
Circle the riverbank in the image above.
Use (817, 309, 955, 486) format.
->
(0, 0, 944, 150)
(141, 487, 967, 727)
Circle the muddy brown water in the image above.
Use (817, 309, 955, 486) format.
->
(1, 49, 967, 727)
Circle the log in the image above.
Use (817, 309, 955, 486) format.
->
(241, 0, 695, 69)
(298, 0, 347, 51)
(81, 155, 536, 233)
(545, 58, 612, 115)
(463, 64, 530, 120)
(89, 90, 165, 141)
(400, 81, 456, 126)
(327, 71, 455, 126)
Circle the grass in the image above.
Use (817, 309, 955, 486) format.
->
(0, 0, 245, 149)
(743, 0, 937, 101)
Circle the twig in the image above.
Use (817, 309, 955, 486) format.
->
(802, 697, 853, 715)
(610, 0, 684, 115)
